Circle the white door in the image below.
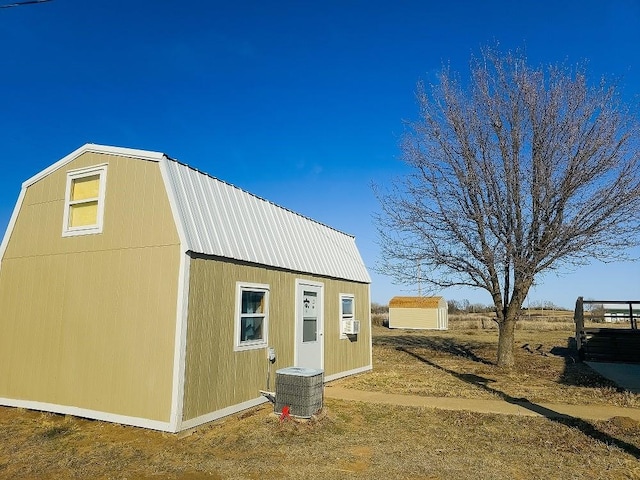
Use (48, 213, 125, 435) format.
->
(295, 281, 324, 370)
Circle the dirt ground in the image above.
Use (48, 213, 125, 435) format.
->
(1, 327, 639, 479)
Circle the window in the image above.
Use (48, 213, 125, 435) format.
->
(340, 294, 355, 338)
(234, 282, 269, 351)
(62, 165, 108, 236)
(303, 290, 319, 342)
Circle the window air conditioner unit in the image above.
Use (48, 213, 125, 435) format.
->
(342, 319, 360, 335)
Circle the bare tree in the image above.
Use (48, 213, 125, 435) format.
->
(374, 47, 640, 367)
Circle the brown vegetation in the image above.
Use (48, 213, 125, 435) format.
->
(1, 325, 639, 479)
(344, 325, 639, 408)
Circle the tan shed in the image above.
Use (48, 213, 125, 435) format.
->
(388, 296, 448, 330)
(0, 144, 372, 433)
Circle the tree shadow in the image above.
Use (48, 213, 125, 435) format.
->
(398, 346, 640, 459)
(375, 334, 494, 365)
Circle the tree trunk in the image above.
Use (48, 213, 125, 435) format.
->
(496, 316, 517, 367)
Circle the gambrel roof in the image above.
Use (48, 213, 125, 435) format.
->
(9, 143, 371, 283)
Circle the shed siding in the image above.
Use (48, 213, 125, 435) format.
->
(0, 152, 181, 422)
(182, 256, 370, 421)
(388, 296, 448, 330)
(389, 307, 440, 329)
(323, 279, 371, 375)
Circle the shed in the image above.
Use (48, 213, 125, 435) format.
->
(0, 143, 372, 433)
(388, 296, 448, 330)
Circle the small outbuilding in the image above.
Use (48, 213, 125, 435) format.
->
(388, 296, 448, 330)
(0, 144, 372, 433)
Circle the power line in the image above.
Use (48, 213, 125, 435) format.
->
(0, 0, 52, 8)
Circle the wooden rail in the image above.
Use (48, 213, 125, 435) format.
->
(574, 297, 640, 363)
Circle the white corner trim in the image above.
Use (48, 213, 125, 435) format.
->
(0, 186, 26, 266)
(23, 144, 165, 188)
(168, 251, 191, 432)
(159, 156, 194, 433)
(180, 396, 270, 431)
(368, 284, 373, 370)
(158, 156, 190, 249)
(0, 397, 172, 432)
(324, 364, 373, 383)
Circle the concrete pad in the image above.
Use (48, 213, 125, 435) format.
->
(586, 362, 640, 394)
(324, 385, 640, 422)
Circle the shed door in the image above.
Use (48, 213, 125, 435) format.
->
(295, 281, 324, 370)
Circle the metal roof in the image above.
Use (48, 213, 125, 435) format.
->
(162, 157, 371, 284)
(10, 143, 370, 283)
(389, 296, 445, 308)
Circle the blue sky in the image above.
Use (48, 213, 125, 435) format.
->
(1, 0, 638, 308)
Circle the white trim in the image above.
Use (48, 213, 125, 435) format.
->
(234, 282, 270, 352)
(0, 186, 26, 267)
(158, 155, 190, 249)
(180, 396, 269, 431)
(61, 164, 108, 237)
(294, 279, 325, 370)
(339, 293, 355, 339)
(159, 157, 192, 433)
(23, 143, 165, 189)
(368, 284, 373, 370)
(64, 163, 108, 175)
(169, 252, 191, 432)
(324, 364, 372, 383)
(0, 397, 172, 432)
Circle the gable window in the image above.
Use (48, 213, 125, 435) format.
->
(234, 282, 269, 351)
(62, 165, 108, 237)
(340, 294, 355, 338)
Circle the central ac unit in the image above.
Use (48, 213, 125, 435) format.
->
(275, 367, 324, 418)
(342, 319, 360, 335)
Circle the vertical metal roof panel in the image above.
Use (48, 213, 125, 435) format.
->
(162, 158, 370, 283)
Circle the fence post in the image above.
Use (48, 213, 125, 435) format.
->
(574, 296, 584, 360)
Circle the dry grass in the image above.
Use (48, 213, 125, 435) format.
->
(371, 312, 387, 326)
(340, 326, 640, 408)
(448, 309, 583, 331)
(1, 326, 639, 479)
(377, 307, 600, 331)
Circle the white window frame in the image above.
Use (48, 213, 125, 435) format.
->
(234, 282, 270, 351)
(339, 293, 355, 339)
(62, 164, 108, 237)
